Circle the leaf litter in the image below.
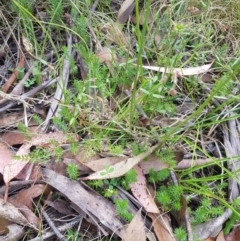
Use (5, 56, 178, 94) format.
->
(0, 0, 239, 240)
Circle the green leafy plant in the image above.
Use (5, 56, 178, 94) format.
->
(114, 199, 134, 222)
(65, 229, 81, 241)
(174, 227, 187, 241)
(156, 185, 183, 211)
(66, 163, 79, 180)
(100, 165, 114, 176)
(24, 78, 36, 87)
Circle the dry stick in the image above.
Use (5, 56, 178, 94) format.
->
(28, 216, 82, 241)
(0, 76, 58, 113)
(0, 180, 45, 195)
(0, 54, 25, 96)
(170, 171, 193, 241)
(39, 205, 68, 241)
(41, 33, 72, 132)
(194, 208, 232, 240)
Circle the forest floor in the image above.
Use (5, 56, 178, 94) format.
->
(0, 0, 240, 241)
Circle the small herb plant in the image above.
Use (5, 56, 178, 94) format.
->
(67, 164, 79, 180)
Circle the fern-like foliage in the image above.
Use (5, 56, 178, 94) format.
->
(47, 0, 63, 24)
(114, 199, 134, 222)
(148, 168, 170, 183)
(156, 185, 183, 211)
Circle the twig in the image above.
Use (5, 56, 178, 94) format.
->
(0, 54, 25, 96)
(0, 76, 58, 113)
(39, 205, 68, 241)
(41, 32, 73, 132)
(28, 217, 82, 241)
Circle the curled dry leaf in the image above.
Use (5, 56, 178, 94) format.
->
(83, 144, 159, 180)
(122, 208, 146, 241)
(3, 132, 79, 186)
(118, 0, 135, 24)
(140, 62, 213, 77)
(130, 166, 159, 213)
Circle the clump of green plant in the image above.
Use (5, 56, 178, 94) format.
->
(29, 147, 51, 164)
(155, 148, 177, 168)
(174, 227, 187, 241)
(148, 168, 170, 183)
(156, 185, 183, 211)
(191, 197, 224, 224)
(114, 199, 134, 222)
(66, 163, 79, 180)
(65, 229, 81, 241)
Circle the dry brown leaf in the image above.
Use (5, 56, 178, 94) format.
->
(3, 132, 79, 191)
(0, 142, 13, 174)
(176, 158, 213, 169)
(225, 226, 240, 241)
(15, 163, 42, 180)
(130, 166, 159, 213)
(8, 198, 39, 226)
(14, 184, 45, 210)
(83, 144, 159, 180)
(1, 127, 39, 146)
(140, 62, 213, 77)
(43, 168, 125, 238)
(118, 0, 135, 24)
(148, 213, 176, 241)
(122, 208, 146, 241)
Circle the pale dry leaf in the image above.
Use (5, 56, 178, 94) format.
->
(103, 23, 131, 49)
(83, 144, 159, 180)
(0, 197, 30, 226)
(130, 166, 159, 213)
(0, 112, 25, 128)
(131, 9, 154, 25)
(148, 213, 176, 241)
(216, 231, 225, 241)
(22, 35, 33, 53)
(5, 224, 25, 241)
(139, 154, 169, 174)
(122, 208, 146, 241)
(140, 62, 213, 77)
(8, 198, 39, 226)
(187, 6, 200, 14)
(84, 156, 127, 172)
(0, 142, 13, 174)
(97, 47, 116, 63)
(3, 132, 79, 185)
(118, 0, 135, 24)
